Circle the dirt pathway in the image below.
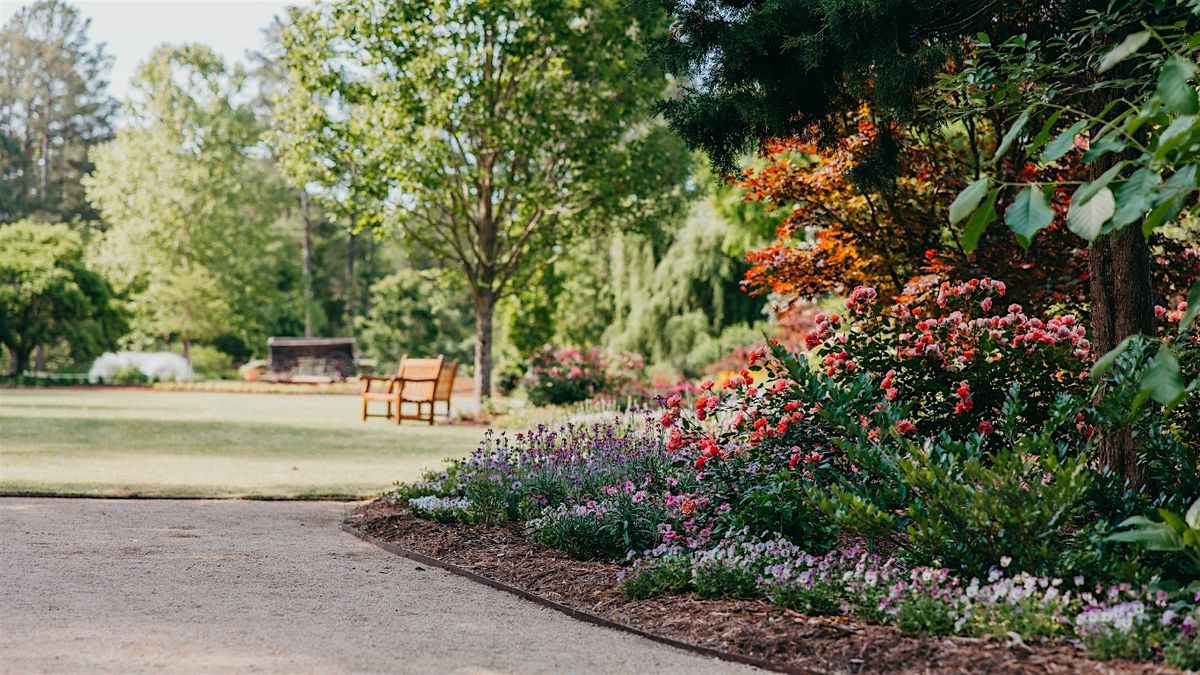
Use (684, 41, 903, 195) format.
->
(0, 498, 755, 674)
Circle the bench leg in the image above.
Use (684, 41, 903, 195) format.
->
(427, 402, 434, 425)
(361, 397, 368, 421)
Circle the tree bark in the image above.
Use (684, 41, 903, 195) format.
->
(9, 344, 32, 377)
(300, 190, 313, 338)
(39, 120, 49, 203)
(1088, 224, 1156, 488)
(474, 288, 496, 402)
(33, 343, 45, 373)
(346, 213, 356, 337)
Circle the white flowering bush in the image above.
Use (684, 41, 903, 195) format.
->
(87, 351, 193, 383)
(620, 538, 1200, 655)
(407, 496, 471, 524)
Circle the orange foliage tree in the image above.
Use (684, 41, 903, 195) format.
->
(735, 113, 1104, 322)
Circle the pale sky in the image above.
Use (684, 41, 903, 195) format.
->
(0, 0, 305, 101)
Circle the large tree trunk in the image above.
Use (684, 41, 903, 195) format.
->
(1088, 225, 1156, 488)
(474, 288, 496, 403)
(33, 343, 45, 373)
(9, 344, 31, 377)
(300, 190, 313, 338)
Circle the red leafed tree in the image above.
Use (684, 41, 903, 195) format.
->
(734, 112, 1105, 323)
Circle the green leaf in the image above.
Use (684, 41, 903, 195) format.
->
(1111, 167, 1160, 229)
(993, 107, 1031, 163)
(1006, 185, 1055, 246)
(1074, 161, 1127, 206)
(1161, 509, 1189, 535)
(1099, 31, 1151, 73)
(1143, 164, 1197, 234)
(1041, 120, 1087, 163)
(1107, 520, 1183, 551)
(1158, 56, 1200, 115)
(962, 188, 999, 253)
(1082, 135, 1127, 164)
(1030, 110, 1063, 152)
(1142, 343, 1188, 409)
(1091, 334, 1138, 382)
(950, 177, 990, 226)
(1067, 186, 1115, 242)
(1153, 114, 1199, 160)
(1186, 498, 1200, 530)
(1115, 515, 1161, 528)
(1181, 281, 1200, 331)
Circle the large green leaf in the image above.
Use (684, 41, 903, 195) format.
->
(1082, 134, 1127, 163)
(1067, 186, 1115, 242)
(1142, 343, 1188, 409)
(1074, 161, 1127, 206)
(1153, 114, 1199, 160)
(1042, 120, 1088, 163)
(1111, 167, 1160, 229)
(1161, 509, 1190, 536)
(1157, 56, 1199, 115)
(1091, 334, 1137, 382)
(1182, 280, 1200, 331)
(1006, 185, 1054, 247)
(1099, 31, 1151, 73)
(1143, 164, 1197, 234)
(1186, 498, 1200, 530)
(949, 177, 990, 226)
(1108, 518, 1183, 551)
(992, 107, 1031, 163)
(962, 188, 999, 253)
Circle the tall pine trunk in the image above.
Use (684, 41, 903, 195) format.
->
(300, 190, 313, 337)
(346, 214, 356, 336)
(474, 288, 495, 402)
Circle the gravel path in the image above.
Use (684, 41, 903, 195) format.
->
(1, 498, 755, 674)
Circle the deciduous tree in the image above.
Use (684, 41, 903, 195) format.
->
(86, 44, 296, 359)
(0, 221, 122, 375)
(276, 0, 691, 401)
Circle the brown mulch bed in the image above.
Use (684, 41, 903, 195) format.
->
(346, 501, 1172, 674)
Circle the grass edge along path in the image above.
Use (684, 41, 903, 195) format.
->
(0, 388, 486, 499)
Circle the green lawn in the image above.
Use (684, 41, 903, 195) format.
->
(0, 388, 487, 499)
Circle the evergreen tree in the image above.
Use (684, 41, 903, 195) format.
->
(0, 0, 115, 224)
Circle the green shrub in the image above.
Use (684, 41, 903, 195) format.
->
(620, 554, 693, 600)
(187, 345, 235, 379)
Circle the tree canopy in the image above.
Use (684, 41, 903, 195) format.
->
(0, 221, 122, 375)
(0, 0, 114, 223)
(276, 0, 693, 399)
(86, 44, 297, 358)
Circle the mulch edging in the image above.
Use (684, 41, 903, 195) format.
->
(344, 502, 1171, 674)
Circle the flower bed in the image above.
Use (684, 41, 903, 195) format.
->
(381, 279, 1198, 671)
(346, 502, 1167, 673)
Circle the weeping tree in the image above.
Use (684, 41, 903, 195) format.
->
(276, 0, 691, 401)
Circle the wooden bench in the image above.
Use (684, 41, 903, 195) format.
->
(433, 359, 459, 420)
(361, 355, 444, 425)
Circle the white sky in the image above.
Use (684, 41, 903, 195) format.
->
(0, 0, 305, 101)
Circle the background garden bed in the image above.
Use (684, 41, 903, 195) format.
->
(347, 501, 1168, 674)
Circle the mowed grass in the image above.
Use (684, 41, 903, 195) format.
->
(0, 388, 487, 499)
